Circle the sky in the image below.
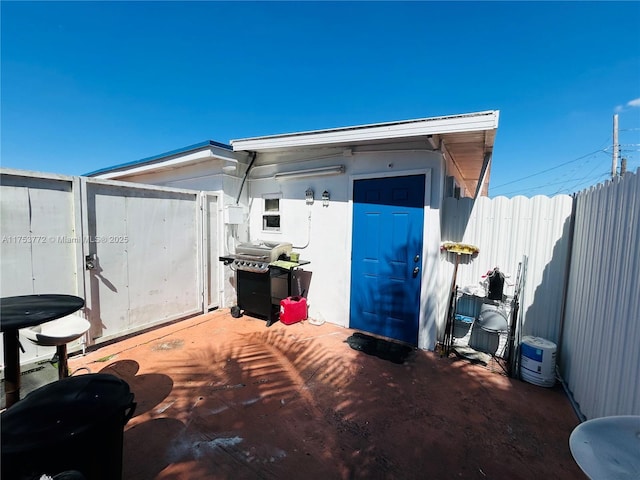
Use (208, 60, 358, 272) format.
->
(1, 1, 639, 198)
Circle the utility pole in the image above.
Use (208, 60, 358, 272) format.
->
(612, 114, 619, 178)
(621, 158, 627, 176)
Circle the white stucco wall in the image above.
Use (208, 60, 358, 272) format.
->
(245, 147, 445, 349)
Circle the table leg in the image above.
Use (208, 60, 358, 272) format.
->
(57, 344, 68, 379)
(3, 329, 20, 408)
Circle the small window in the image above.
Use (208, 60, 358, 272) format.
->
(262, 196, 281, 232)
(263, 215, 280, 231)
(265, 198, 279, 213)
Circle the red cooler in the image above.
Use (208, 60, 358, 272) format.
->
(280, 296, 307, 325)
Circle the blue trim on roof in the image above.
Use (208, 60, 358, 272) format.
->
(84, 140, 233, 177)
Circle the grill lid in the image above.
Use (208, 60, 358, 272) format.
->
(235, 241, 292, 262)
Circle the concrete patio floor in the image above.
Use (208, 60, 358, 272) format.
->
(64, 309, 586, 480)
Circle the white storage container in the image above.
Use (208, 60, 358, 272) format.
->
(520, 336, 557, 387)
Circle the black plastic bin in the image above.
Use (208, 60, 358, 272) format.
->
(1, 373, 136, 480)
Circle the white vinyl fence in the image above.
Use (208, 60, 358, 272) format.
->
(440, 195, 574, 346)
(1, 172, 84, 365)
(560, 170, 640, 419)
(0, 169, 221, 367)
(441, 170, 640, 419)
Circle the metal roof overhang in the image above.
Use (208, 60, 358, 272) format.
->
(230, 110, 499, 197)
(85, 141, 243, 180)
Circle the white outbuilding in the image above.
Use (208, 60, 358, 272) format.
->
(87, 110, 499, 350)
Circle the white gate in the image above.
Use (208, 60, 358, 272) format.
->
(0, 170, 221, 367)
(81, 178, 209, 343)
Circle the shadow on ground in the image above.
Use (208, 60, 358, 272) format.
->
(66, 310, 584, 480)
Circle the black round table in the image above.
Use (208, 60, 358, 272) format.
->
(1, 294, 85, 408)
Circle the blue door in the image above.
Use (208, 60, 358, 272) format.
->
(350, 175, 425, 345)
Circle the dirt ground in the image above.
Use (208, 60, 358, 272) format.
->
(68, 310, 587, 480)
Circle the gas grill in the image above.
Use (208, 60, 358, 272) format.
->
(220, 241, 299, 325)
(231, 241, 293, 273)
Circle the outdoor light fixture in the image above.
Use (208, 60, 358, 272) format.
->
(274, 165, 345, 180)
(322, 190, 330, 207)
(305, 188, 314, 205)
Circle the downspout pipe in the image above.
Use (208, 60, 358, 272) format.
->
(474, 152, 492, 199)
(235, 151, 257, 206)
(226, 151, 257, 255)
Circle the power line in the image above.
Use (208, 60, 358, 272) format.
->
(490, 149, 605, 191)
(489, 127, 638, 196)
(493, 152, 632, 197)
(553, 165, 609, 195)
(492, 151, 603, 197)
(495, 169, 610, 197)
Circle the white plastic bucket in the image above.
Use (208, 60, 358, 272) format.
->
(520, 336, 557, 387)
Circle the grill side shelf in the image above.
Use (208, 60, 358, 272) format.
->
(219, 255, 235, 266)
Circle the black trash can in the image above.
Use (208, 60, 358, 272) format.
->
(1, 373, 136, 480)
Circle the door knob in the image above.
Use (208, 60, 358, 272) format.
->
(413, 266, 420, 277)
